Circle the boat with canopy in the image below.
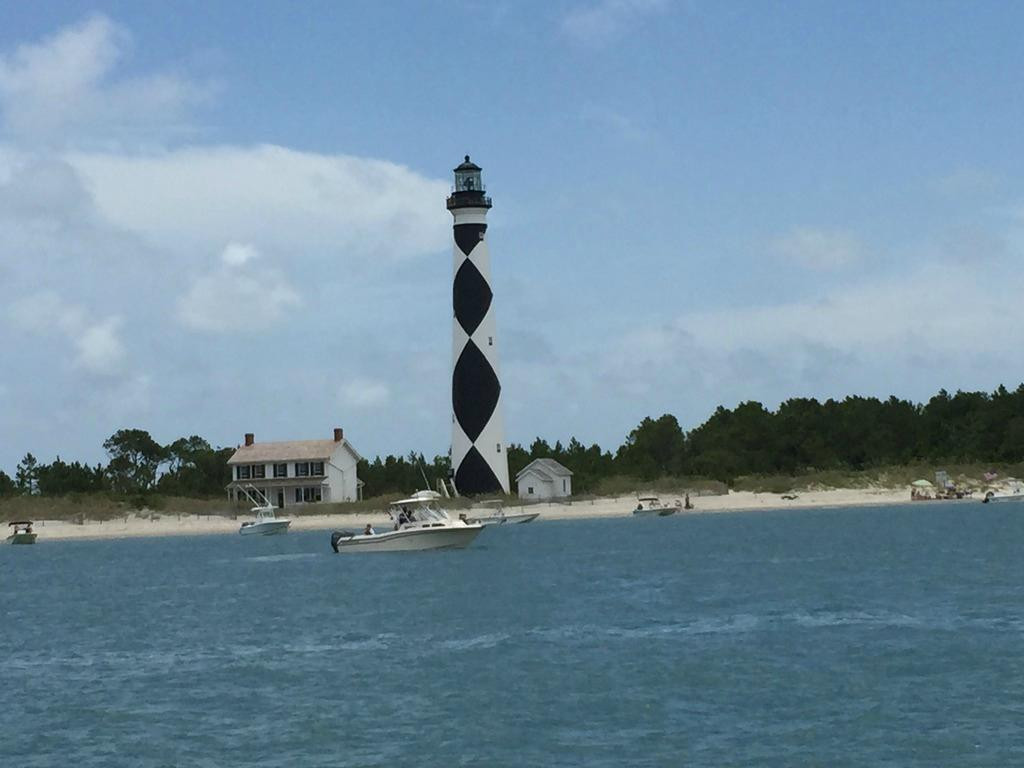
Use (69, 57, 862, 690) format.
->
(632, 496, 681, 517)
(331, 490, 483, 552)
(238, 486, 291, 535)
(6, 521, 37, 544)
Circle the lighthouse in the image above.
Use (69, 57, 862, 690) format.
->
(447, 156, 510, 495)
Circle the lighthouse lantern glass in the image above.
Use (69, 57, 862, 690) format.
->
(455, 169, 482, 192)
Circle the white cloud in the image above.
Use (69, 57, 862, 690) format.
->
(773, 228, 863, 270)
(587, 257, 1018, 416)
(0, 15, 210, 145)
(8, 290, 126, 375)
(562, 0, 669, 46)
(178, 242, 301, 332)
(221, 242, 257, 267)
(579, 103, 651, 143)
(0, 18, 456, 471)
(67, 144, 450, 260)
(339, 377, 391, 409)
(75, 316, 125, 372)
(682, 262, 1007, 355)
(933, 167, 1002, 200)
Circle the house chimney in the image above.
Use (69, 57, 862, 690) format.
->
(244, 433, 255, 447)
(333, 427, 343, 442)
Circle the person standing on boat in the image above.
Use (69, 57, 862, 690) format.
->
(364, 524, 375, 536)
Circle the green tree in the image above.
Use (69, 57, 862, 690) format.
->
(15, 453, 39, 495)
(617, 415, 687, 479)
(0, 470, 15, 497)
(157, 436, 231, 496)
(104, 429, 165, 494)
(37, 457, 106, 495)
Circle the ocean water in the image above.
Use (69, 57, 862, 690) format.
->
(3, 503, 1024, 766)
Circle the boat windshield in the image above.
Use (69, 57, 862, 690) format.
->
(388, 502, 450, 524)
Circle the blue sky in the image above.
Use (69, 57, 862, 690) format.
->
(2, 1, 1023, 472)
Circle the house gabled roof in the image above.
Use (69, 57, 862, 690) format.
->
(515, 458, 573, 482)
(228, 438, 362, 465)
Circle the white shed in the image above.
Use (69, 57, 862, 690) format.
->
(515, 458, 573, 500)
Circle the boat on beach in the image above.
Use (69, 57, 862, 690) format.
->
(464, 499, 540, 526)
(6, 521, 37, 545)
(632, 496, 681, 517)
(982, 481, 1024, 504)
(330, 490, 483, 552)
(238, 486, 291, 536)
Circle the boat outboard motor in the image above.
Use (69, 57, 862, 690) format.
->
(330, 530, 357, 552)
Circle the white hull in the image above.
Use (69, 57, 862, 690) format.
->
(983, 492, 1024, 504)
(467, 512, 540, 526)
(633, 508, 676, 517)
(239, 519, 291, 535)
(332, 525, 482, 552)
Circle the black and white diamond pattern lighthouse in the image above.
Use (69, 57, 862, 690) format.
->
(447, 156, 510, 495)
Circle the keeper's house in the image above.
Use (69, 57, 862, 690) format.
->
(226, 428, 362, 508)
(515, 458, 573, 500)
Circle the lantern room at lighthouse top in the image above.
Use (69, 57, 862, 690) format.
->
(447, 155, 492, 210)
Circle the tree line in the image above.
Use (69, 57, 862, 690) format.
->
(507, 385, 1024, 491)
(2, 385, 1024, 501)
(0, 430, 234, 500)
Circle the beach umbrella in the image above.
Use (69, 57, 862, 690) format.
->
(911, 479, 934, 488)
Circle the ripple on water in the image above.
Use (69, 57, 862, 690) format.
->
(788, 609, 924, 629)
(245, 553, 321, 563)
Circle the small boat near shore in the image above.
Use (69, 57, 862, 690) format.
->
(238, 487, 291, 536)
(632, 496, 681, 517)
(331, 490, 483, 553)
(464, 499, 540, 526)
(982, 488, 1024, 504)
(6, 521, 37, 545)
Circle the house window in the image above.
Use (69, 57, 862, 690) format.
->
(294, 488, 302, 503)
(303, 486, 322, 502)
(252, 464, 266, 479)
(311, 461, 325, 477)
(273, 463, 287, 478)
(488, 336, 493, 346)
(528, 486, 534, 495)
(563, 479, 567, 492)
(496, 443, 501, 453)
(295, 462, 310, 477)
(237, 465, 251, 480)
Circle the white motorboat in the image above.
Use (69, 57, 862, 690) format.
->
(982, 482, 1024, 504)
(464, 499, 540, 526)
(331, 490, 483, 553)
(632, 496, 681, 517)
(6, 521, 37, 545)
(238, 486, 291, 535)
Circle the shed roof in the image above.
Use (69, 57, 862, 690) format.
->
(515, 458, 573, 482)
(228, 439, 361, 464)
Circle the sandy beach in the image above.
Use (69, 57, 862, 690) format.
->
(20, 486, 932, 542)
